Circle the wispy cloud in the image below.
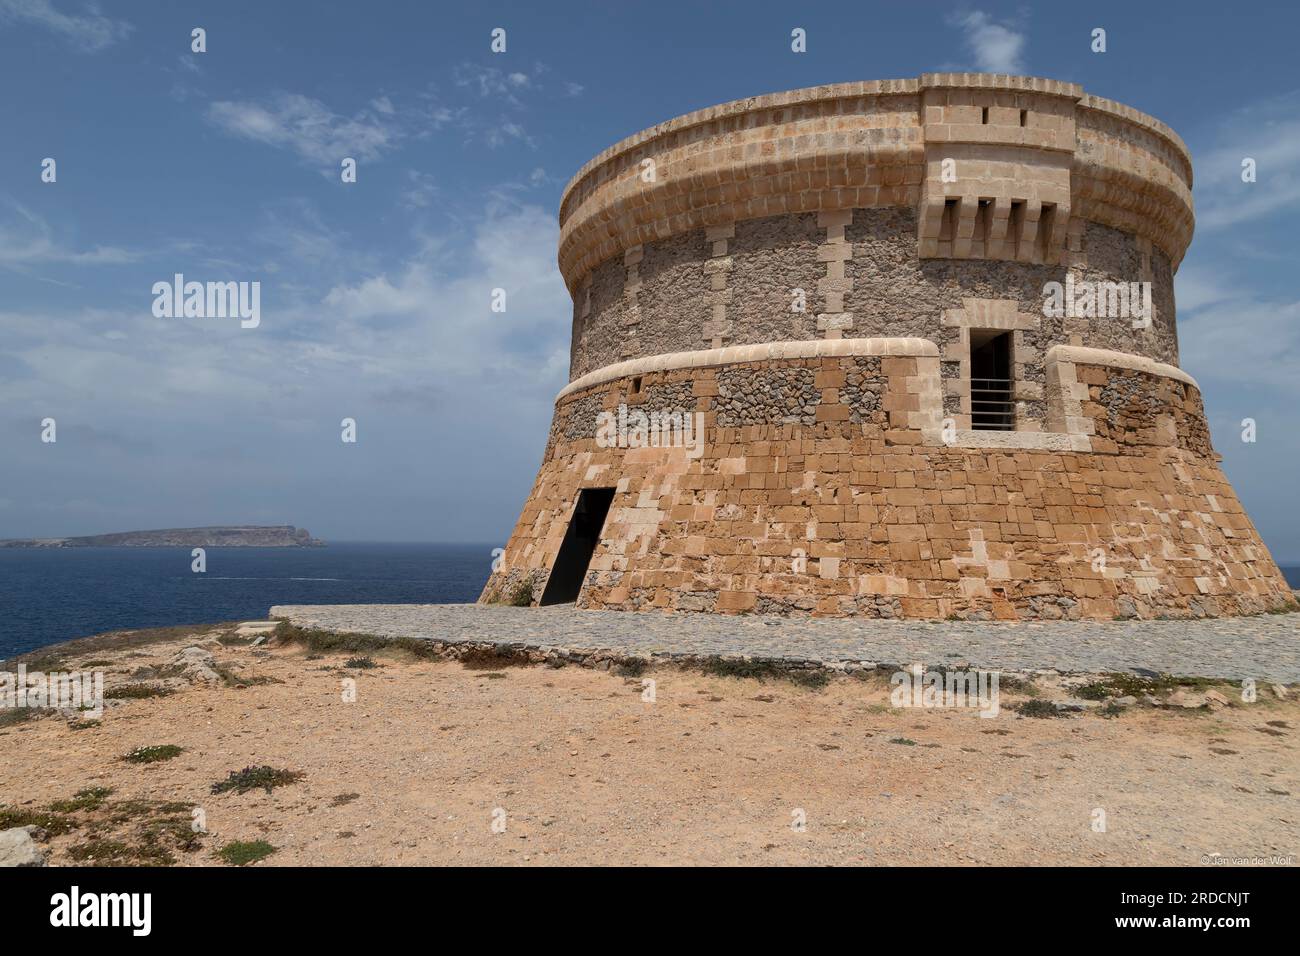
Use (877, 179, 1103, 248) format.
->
(453, 62, 548, 106)
(400, 170, 439, 210)
(252, 198, 361, 272)
(0, 0, 131, 51)
(948, 10, 1026, 74)
(206, 93, 402, 167)
(444, 61, 565, 148)
(1176, 262, 1300, 394)
(0, 201, 137, 268)
(321, 199, 567, 385)
(1194, 90, 1300, 230)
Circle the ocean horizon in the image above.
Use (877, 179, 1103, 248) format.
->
(0, 542, 494, 660)
(2, 542, 1296, 662)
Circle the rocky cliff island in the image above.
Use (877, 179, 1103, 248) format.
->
(0, 526, 324, 548)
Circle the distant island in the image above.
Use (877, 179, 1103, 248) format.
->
(0, 526, 325, 548)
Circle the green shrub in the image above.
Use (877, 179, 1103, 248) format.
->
(123, 744, 184, 764)
(217, 840, 276, 866)
(105, 683, 173, 700)
(211, 765, 304, 796)
(1017, 699, 1063, 718)
(505, 580, 534, 607)
(47, 786, 114, 812)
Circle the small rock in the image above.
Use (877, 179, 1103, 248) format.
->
(1053, 698, 1097, 712)
(0, 827, 47, 867)
(168, 646, 221, 684)
(1203, 690, 1230, 708)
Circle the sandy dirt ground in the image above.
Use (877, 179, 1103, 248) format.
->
(1, 624, 1296, 866)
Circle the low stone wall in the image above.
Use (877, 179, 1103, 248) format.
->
(483, 340, 1292, 621)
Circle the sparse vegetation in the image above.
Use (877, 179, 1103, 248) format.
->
(273, 621, 438, 659)
(613, 658, 648, 678)
(4, 623, 239, 673)
(458, 646, 534, 670)
(211, 765, 304, 795)
(701, 657, 829, 689)
(504, 580, 535, 607)
(123, 744, 184, 764)
(105, 683, 173, 700)
(344, 656, 377, 669)
(0, 707, 40, 728)
(64, 797, 201, 866)
(66, 839, 137, 864)
(20, 652, 66, 672)
(1017, 699, 1064, 718)
(0, 806, 79, 835)
(213, 664, 281, 688)
(888, 737, 917, 746)
(217, 839, 276, 866)
(48, 786, 114, 812)
(1074, 672, 1221, 701)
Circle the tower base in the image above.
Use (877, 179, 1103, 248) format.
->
(482, 338, 1294, 621)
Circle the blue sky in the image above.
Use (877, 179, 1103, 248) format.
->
(1, 0, 1298, 559)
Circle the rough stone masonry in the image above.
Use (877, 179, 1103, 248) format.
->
(481, 74, 1294, 622)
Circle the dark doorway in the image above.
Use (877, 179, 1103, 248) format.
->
(539, 487, 616, 606)
(969, 330, 1014, 431)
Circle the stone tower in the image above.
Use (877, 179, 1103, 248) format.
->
(480, 74, 1293, 621)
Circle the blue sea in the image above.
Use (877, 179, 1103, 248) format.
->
(0, 543, 493, 660)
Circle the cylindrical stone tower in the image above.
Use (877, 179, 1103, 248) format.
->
(481, 74, 1294, 621)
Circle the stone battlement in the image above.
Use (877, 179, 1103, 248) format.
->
(559, 74, 1193, 297)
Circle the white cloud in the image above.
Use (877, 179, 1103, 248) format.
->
(251, 198, 363, 272)
(0, 201, 137, 267)
(0, 0, 131, 51)
(949, 11, 1026, 74)
(400, 170, 439, 210)
(484, 120, 536, 150)
(321, 200, 568, 386)
(452, 62, 552, 106)
(1193, 91, 1300, 230)
(1176, 262, 1300, 394)
(207, 93, 400, 166)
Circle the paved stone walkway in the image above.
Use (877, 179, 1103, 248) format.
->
(269, 603, 1300, 682)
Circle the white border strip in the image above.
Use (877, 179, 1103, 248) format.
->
(1047, 345, 1198, 389)
(558, 337, 939, 402)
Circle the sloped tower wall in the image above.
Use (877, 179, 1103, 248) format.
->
(481, 74, 1293, 621)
